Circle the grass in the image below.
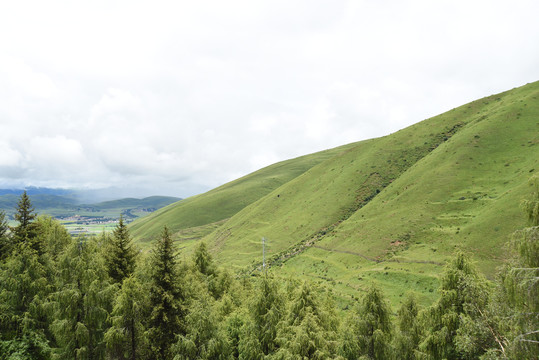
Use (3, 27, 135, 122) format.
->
(132, 80, 539, 309)
(129, 142, 359, 242)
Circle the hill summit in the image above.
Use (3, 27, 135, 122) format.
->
(130, 81, 539, 306)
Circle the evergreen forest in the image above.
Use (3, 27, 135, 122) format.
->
(0, 177, 538, 359)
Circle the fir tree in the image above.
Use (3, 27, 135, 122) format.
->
(278, 282, 339, 359)
(11, 191, 41, 254)
(340, 285, 393, 360)
(0, 210, 10, 260)
(243, 277, 283, 357)
(0, 242, 52, 359)
(14, 191, 36, 231)
(419, 252, 489, 360)
(522, 174, 539, 226)
(147, 226, 185, 360)
(104, 276, 149, 360)
(224, 312, 245, 359)
(394, 293, 421, 360)
(48, 237, 115, 360)
(493, 175, 539, 358)
(105, 216, 138, 284)
(172, 294, 230, 360)
(193, 242, 215, 277)
(237, 277, 284, 359)
(36, 215, 72, 261)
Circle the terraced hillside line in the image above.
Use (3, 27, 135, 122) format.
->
(312, 245, 443, 266)
(311, 245, 379, 262)
(245, 123, 464, 274)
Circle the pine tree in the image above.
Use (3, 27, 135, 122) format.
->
(105, 216, 138, 284)
(339, 284, 393, 360)
(193, 242, 215, 276)
(14, 191, 36, 230)
(522, 174, 539, 226)
(147, 226, 185, 360)
(359, 285, 393, 359)
(224, 311, 245, 359)
(279, 282, 339, 359)
(394, 293, 421, 360)
(246, 277, 283, 357)
(419, 252, 489, 360)
(0, 242, 51, 359)
(237, 277, 284, 359)
(0, 210, 10, 260)
(105, 276, 149, 360)
(0, 216, 72, 359)
(172, 294, 230, 360)
(493, 175, 539, 358)
(35, 215, 72, 261)
(11, 191, 41, 254)
(48, 237, 115, 360)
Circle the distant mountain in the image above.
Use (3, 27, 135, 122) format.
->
(0, 189, 181, 221)
(0, 193, 79, 212)
(129, 80, 539, 308)
(83, 196, 182, 211)
(0, 187, 75, 197)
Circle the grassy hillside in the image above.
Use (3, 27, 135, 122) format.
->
(129, 143, 359, 243)
(132, 81, 539, 309)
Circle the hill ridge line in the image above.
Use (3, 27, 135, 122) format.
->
(243, 122, 466, 273)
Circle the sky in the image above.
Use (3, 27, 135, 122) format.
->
(1, 0, 538, 199)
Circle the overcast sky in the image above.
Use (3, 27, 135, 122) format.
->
(1, 0, 538, 198)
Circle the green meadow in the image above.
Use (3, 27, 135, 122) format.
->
(130, 81, 539, 309)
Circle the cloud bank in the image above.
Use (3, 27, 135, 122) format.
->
(1, 0, 538, 197)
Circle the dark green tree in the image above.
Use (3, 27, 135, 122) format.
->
(35, 215, 71, 261)
(0, 210, 9, 260)
(14, 191, 35, 230)
(419, 252, 489, 360)
(104, 276, 150, 360)
(277, 282, 339, 359)
(147, 226, 185, 360)
(522, 174, 539, 226)
(105, 216, 138, 284)
(491, 175, 539, 358)
(0, 242, 51, 359)
(193, 242, 215, 277)
(394, 293, 422, 360)
(172, 294, 230, 360)
(11, 191, 41, 254)
(339, 284, 393, 360)
(0, 216, 73, 359)
(239, 277, 284, 359)
(224, 311, 245, 359)
(48, 237, 115, 360)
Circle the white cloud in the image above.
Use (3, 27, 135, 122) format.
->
(0, 0, 538, 197)
(0, 142, 23, 168)
(0, 56, 58, 100)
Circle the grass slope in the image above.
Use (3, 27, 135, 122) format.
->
(129, 143, 358, 243)
(131, 81, 538, 309)
(200, 81, 538, 308)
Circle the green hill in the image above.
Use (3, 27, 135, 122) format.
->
(132, 81, 539, 308)
(129, 143, 359, 243)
